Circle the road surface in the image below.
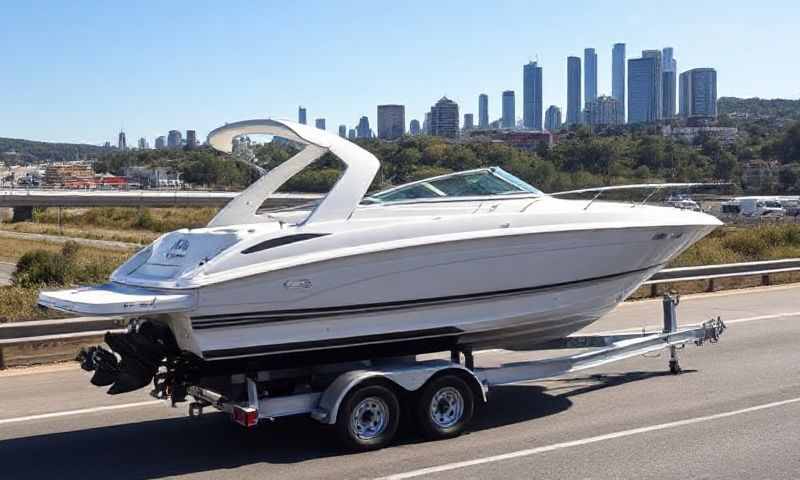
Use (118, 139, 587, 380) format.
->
(0, 261, 13, 286)
(1, 284, 799, 479)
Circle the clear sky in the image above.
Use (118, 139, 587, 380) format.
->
(1, 0, 798, 145)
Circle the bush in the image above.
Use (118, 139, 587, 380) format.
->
(12, 250, 71, 288)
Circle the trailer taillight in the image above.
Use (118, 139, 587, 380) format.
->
(232, 406, 259, 428)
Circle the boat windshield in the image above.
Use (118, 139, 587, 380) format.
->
(365, 168, 542, 204)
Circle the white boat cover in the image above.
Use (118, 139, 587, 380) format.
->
(38, 283, 194, 316)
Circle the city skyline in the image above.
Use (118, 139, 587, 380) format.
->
(1, 1, 797, 144)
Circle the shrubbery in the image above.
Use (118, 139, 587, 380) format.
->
(11, 241, 117, 288)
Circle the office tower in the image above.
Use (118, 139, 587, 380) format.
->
(315, 118, 326, 130)
(338, 125, 347, 138)
(409, 119, 421, 136)
(612, 43, 626, 123)
(117, 131, 127, 151)
(478, 93, 489, 128)
(167, 130, 182, 148)
(584, 48, 598, 106)
(523, 61, 543, 130)
(544, 105, 562, 131)
(463, 113, 474, 131)
(356, 116, 371, 138)
(566, 56, 582, 124)
(185, 130, 197, 149)
(155, 136, 166, 149)
(298, 106, 307, 125)
(429, 97, 460, 138)
(628, 54, 661, 123)
(423, 112, 431, 134)
(584, 96, 621, 126)
(348, 128, 356, 140)
(137, 137, 147, 150)
(662, 47, 678, 118)
(501, 90, 515, 128)
(679, 68, 718, 120)
(377, 104, 406, 139)
(641, 49, 663, 120)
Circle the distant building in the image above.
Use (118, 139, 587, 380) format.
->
(124, 166, 182, 189)
(628, 54, 661, 123)
(137, 137, 148, 150)
(167, 130, 182, 149)
(409, 119, 421, 136)
(584, 48, 598, 106)
(463, 113, 474, 131)
(641, 49, 664, 119)
(377, 104, 406, 140)
(662, 125, 736, 144)
(612, 43, 626, 123)
(429, 97, 459, 138)
(478, 93, 489, 128)
(465, 129, 555, 152)
(155, 136, 166, 149)
(185, 130, 197, 149)
(679, 68, 718, 121)
(348, 128, 356, 140)
(423, 112, 431, 134)
(338, 125, 347, 138)
(544, 106, 562, 131)
(523, 61, 543, 130)
(315, 118, 326, 130)
(566, 56, 582, 124)
(662, 47, 677, 118)
(501, 90, 515, 129)
(298, 106, 307, 125)
(585, 96, 621, 126)
(118, 131, 127, 151)
(356, 116, 371, 138)
(43, 163, 94, 187)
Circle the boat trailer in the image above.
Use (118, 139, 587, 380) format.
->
(183, 294, 726, 450)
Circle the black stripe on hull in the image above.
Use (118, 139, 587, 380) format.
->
(192, 264, 661, 330)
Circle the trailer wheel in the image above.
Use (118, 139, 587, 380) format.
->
(336, 383, 400, 451)
(416, 375, 474, 440)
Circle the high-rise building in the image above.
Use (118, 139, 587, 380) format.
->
(315, 118, 326, 130)
(478, 94, 489, 128)
(429, 97, 459, 138)
(423, 112, 431, 134)
(612, 43, 626, 123)
(523, 61, 543, 130)
(356, 116, 371, 138)
(409, 119, 421, 136)
(679, 68, 718, 121)
(584, 48, 598, 106)
(186, 130, 197, 149)
(662, 47, 678, 118)
(167, 130, 182, 149)
(585, 96, 621, 126)
(298, 106, 307, 125)
(377, 104, 406, 140)
(118, 131, 127, 151)
(642, 49, 663, 120)
(155, 136, 166, 149)
(338, 125, 347, 138)
(137, 137, 148, 150)
(628, 54, 661, 124)
(501, 90, 515, 129)
(566, 56, 582, 124)
(544, 106, 562, 131)
(348, 128, 356, 140)
(463, 113, 474, 131)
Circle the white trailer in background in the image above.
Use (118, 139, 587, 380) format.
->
(181, 294, 726, 451)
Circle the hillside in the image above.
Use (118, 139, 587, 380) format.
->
(0, 137, 107, 163)
(719, 97, 800, 121)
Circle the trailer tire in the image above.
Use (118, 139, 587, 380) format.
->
(416, 375, 474, 440)
(335, 383, 400, 451)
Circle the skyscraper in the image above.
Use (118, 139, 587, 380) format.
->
(356, 116, 371, 138)
(423, 112, 431, 134)
(463, 113, 474, 131)
(501, 90, 515, 129)
(642, 49, 663, 120)
(409, 119, 420, 136)
(377, 105, 406, 139)
(186, 130, 197, 149)
(523, 61, 543, 130)
(137, 137, 148, 150)
(429, 97, 459, 138)
(544, 106, 562, 131)
(478, 94, 489, 128)
(627, 55, 661, 124)
(566, 56, 582, 125)
(315, 118, 326, 130)
(679, 68, 718, 120)
(155, 136, 166, 149)
(298, 106, 307, 125)
(167, 130, 182, 149)
(117, 130, 127, 151)
(348, 128, 356, 140)
(584, 96, 621, 126)
(584, 48, 598, 106)
(338, 125, 347, 138)
(612, 43, 626, 123)
(662, 47, 678, 118)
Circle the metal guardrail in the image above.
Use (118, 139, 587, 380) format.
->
(1, 258, 799, 368)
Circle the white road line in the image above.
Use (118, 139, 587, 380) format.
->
(0, 400, 163, 426)
(377, 396, 800, 480)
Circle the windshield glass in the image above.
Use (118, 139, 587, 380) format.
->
(367, 168, 541, 203)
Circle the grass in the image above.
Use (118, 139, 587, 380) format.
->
(671, 224, 800, 267)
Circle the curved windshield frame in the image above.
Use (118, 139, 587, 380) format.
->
(365, 167, 542, 204)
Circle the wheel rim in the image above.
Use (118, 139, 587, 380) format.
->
(429, 386, 464, 428)
(351, 396, 389, 440)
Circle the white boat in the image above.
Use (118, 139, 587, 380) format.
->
(38, 119, 721, 394)
(664, 193, 701, 211)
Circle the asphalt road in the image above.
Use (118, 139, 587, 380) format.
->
(1, 285, 799, 479)
(0, 261, 14, 286)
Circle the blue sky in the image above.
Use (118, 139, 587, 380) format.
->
(1, 0, 798, 144)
